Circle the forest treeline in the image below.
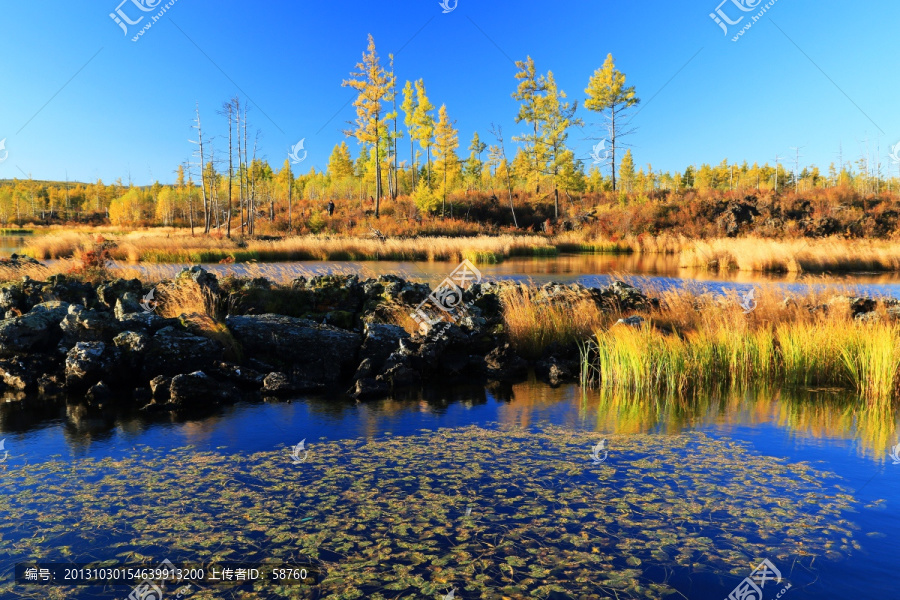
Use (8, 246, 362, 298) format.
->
(1, 35, 897, 234)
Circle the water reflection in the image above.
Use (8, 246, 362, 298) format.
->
(2, 380, 896, 463)
(496, 381, 900, 461)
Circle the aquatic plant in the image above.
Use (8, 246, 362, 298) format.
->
(0, 426, 864, 599)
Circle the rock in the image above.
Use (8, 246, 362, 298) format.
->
(149, 375, 172, 402)
(66, 341, 116, 390)
(0, 253, 43, 268)
(349, 377, 391, 400)
(168, 371, 239, 407)
(413, 323, 468, 365)
(828, 296, 876, 317)
(0, 301, 70, 355)
(38, 373, 64, 395)
(353, 357, 374, 381)
(60, 304, 122, 343)
(0, 284, 26, 314)
(262, 371, 325, 395)
(855, 311, 881, 323)
(142, 326, 223, 379)
(535, 356, 577, 386)
(615, 315, 645, 327)
(598, 282, 656, 312)
(226, 315, 362, 385)
(263, 372, 291, 393)
(86, 381, 113, 404)
(114, 294, 145, 319)
(807, 216, 841, 237)
(116, 311, 174, 333)
(96, 279, 144, 310)
(177, 266, 220, 293)
(209, 361, 265, 389)
(360, 323, 411, 368)
(113, 330, 150, 372)
(716, 199, 759, 237)
(376, 363, 421, 388)
(484, 343, 529, 381)
(0, 355, 59, 391)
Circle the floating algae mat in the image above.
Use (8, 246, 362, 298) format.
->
(1, 426, 866, 599)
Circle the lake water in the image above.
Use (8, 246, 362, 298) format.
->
(2, 252, 900, 599)
(1, 379, 898, 599)
(122, 253, 900, 300)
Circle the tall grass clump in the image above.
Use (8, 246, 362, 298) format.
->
(841, 323, 900, 404)
(500, 284, 608, 359)
(582, 284, 900, 404)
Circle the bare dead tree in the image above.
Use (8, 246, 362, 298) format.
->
(189, 103, 211, 234)
(217, 100, 235, 238)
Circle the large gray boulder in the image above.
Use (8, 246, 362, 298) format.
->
(96, 279, 144, 310)
(168, 371, 239, 407)
(66, 341, 116, 390)
(359, 323, 410, 368)
(60, 304, 123, 343)
(0, 301, 70, 355)
(142, 326, 223, 379)
(226, 315, 362, 385)
(113, 330, 150, 372)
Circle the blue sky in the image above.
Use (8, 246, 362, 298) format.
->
(0, 0, 896, 185)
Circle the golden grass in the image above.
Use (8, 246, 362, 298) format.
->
(22, 232, 557, 264)
(680, 237, 900, 273)
(499, 284, 611, 359)
(580, 285, 900, 405)
(16, 228, 900, 274)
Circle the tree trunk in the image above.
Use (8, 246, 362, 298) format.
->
(554, 186, 559, 221)
(410, 138, 416, 191)
(227, 108, 233, 239)
(288, 176, 293, 235)
(610, 107, 617, 192)
(374, 117, 382, 218)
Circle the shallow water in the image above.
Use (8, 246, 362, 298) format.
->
(1, 381, 898, 599)
(109, 253, 900, 303)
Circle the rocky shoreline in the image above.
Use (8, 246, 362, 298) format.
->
(0, 265, 895, 410)
(0, 267, 655, 409)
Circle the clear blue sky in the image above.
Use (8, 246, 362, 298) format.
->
(0, 0, 896, 185)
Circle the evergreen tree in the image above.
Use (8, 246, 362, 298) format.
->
(433, 104, 460, 216)
(585, 54, 640, 191)
(342, 34, 394, 218)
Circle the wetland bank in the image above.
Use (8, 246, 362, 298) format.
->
(1, 255, 898, 599)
